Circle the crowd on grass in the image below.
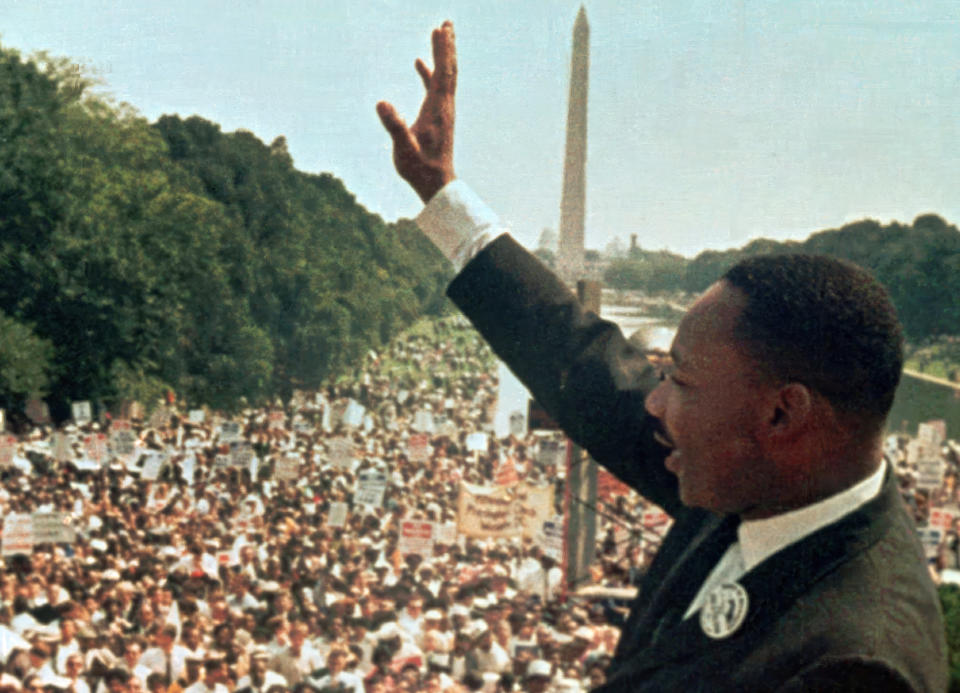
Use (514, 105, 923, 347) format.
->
(0, 316, 954, 693)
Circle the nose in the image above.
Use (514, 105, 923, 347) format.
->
(645, 378, 667, 419)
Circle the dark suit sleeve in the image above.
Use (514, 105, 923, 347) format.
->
(776, 656, 917, 693)
(447, 233, 682, 516)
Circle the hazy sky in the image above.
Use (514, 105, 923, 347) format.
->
(4, 0, 959, 256)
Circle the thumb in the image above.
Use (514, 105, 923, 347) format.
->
(376, 101, 419, 158)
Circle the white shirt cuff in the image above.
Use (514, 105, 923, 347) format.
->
(415, 180, 500, 273)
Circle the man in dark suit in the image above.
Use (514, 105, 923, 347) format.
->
(376, 22, 947, 692)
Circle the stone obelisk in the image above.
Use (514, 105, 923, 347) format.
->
(558, 5, 589, 285)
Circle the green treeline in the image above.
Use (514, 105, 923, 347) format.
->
(0, 45, 450, 420)
(606, 214, 960, 341)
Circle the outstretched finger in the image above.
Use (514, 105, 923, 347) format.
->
(431, 20, 457, 94)
(415, 58, 432, 90)
(376, 101, 419, 157)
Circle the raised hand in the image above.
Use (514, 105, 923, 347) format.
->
(377, 21, 456, 203)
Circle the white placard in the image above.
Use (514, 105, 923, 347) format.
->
(229, 443, 254, 468)
(140, 452, 166, 481)
(539, 516, 564, 562)
(218, 422, 242, 444)
(398, 520, 435, 558)
(188, 409, 205, 424)
(917, 458, 946, 491)
(84, 434, 107, 464)
(328, 437, 354, 470)
(275, 455, 299, 481)
(466, 433, 488, 453)
(2, 514, 33, 556)
(327, 501, 349, 528)
(110, 419, 137, 458)
(435, 522, 458, 545)
(31, 513, 75, 544)
(72, 401, 92, 425)
(51, 433, 72, 463)
(342, 400, 365, 429)
(355, 471, 388, 508)
(413, 409, 435, 434)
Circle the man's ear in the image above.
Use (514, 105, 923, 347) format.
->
(766, 382, 813, 438)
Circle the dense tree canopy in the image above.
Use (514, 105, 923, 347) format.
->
(606, 216, 960, 342)
(0, 44, 450, 420)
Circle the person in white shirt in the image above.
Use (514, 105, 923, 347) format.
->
(308, 647, 363, 693)
(183, 655, 229, 693)
(267, 621, 324, 687)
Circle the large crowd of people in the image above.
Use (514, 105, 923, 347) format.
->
(0, 316, 952, 692)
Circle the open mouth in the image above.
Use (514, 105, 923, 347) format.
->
(652, 430, 675, 450)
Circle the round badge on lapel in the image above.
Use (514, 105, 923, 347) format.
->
(700, 582, 749, 639)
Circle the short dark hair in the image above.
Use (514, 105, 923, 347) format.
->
(722, 254, 903, 430)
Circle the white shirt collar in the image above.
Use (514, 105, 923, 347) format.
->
(738, 460, 887, 571)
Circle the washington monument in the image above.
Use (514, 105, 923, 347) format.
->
(558, 5, 589, 284)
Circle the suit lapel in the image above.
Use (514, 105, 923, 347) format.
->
(613, 512, 739, 664)
(609, 471, 900, 681)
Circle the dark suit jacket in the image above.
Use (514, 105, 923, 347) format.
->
(447, 234, 948, 692)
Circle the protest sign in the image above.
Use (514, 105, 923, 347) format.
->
(466, 432, 488, 453)
(537, 439, 567, 469)
(342, 400, 365, 429)
(110, 419, 137, 458)
(84, 434, 107, 464)
(51, 433, 72, 463)
(188, 409, 205, 424)
(275, 455, 299, 481)
(930, 508, 956, 532)
(413, 409, 435, 434)
(538, 516, 564, 562)
(0, 437, 16, 468)
(457, 483, 514, 537)
(408, 433, 430, 464)
(328, 437, 354, 470)
(218, 421, 242, 444)
(918, 420, 947, 446)
(398, 520, 435, 557)
(229, 443, 254, 469)
(2, 514, 33, 556)
(516, 484, 555, 539)
(355, 471, 388, 508)
(32, 513, 75, 544)
(917, 527, 943, 559)
(642, 508, 673, 537)
(917, 458, 946, 491)
(140, 453, 166, 481)
(457, 482, 554, 540)
(435, 522, 458, 545)
(214, 454, 233, 469)
(327, 502, 348, 528)
(72, 401, 92, 425)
